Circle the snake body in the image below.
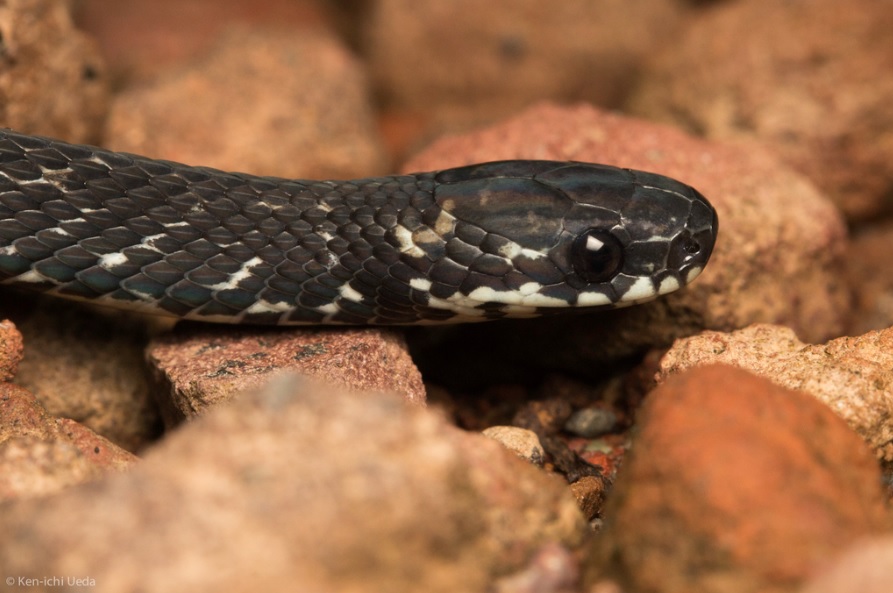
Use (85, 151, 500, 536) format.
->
(0, 130, 717, 325)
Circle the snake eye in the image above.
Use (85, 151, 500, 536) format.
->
(571, 229, 623, 283)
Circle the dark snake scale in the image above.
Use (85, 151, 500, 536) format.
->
(0, 129, 718, 325)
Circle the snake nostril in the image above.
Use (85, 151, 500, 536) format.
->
(571, 229, 624, 283)
(668, 231, 706, 268)
(681, 237, 701, 255)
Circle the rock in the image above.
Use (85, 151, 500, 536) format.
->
(568, 475, 607, 523)
(512, 399, 573, 435)
(587, 365, 888, 593)
(0, 383, 138, 500)
(800, 536, 893, 593)
(567, 436, 624, 485)
(0, 375, 587, 593)
(658, 324, 893, 461)
(104, 27, 386, 180)
(365, 0, 688, 129)
(75, 0, 329, 82)
(53, 418, 138, 471)
(482, 426, 545, 466)
(0, 382, 60, 442)
(147, 325, 425, 423)
(404, 103, 847, 381)
(0, 0, 108, 142)
(627, 0, 893, 222)
(0, 319, 23, 381)
(4, 294, 161, 451)
(564, 407, 618, 438)
(491, 542, 580, 593)
(0, 437, 107, 501)
(845, 222, 893, 334)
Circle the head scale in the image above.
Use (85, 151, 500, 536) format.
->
(418, 160, 717, 320)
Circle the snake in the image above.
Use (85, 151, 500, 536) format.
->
(0, 129, 717, 325)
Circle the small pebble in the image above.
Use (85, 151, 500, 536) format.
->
(482, 426, 545, 467)
(564, 407, 618, 438)
(569, 475, 608, 523)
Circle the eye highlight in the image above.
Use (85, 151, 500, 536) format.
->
(571, 229, 623, 283)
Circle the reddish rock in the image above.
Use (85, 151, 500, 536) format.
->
(76, 0, 330, 82)
(0, 0, 108, 142)
(0, 376, 586, 593)
(0, 319, 24, 382)
(587, 365, 888, 593)
(0, 383, 55, 441)
(404, 103, 847, 376)
(800, 536, 893, 593)
(8, 297, 161, 451)
(567, 437, 624, 483)
(0, 383, 138, 500)
(845, 222, 893, 334)
(0, 437, 106, 500)
(147, 325, 425, 422)
(365, 0, 688, 130)
(628, 0, 893, 221)
(105, 27, 387, 180)
(55, 419, 139, 471)
(659, 324, 893, 461)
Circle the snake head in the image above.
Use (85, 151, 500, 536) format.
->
(426, 160, 718, 318)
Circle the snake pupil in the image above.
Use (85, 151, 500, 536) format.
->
(571, 229, 623, 283)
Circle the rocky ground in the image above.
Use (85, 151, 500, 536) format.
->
(1, 0, 892, 592)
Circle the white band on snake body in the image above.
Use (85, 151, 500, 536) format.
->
(0, 130, 718, 325)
